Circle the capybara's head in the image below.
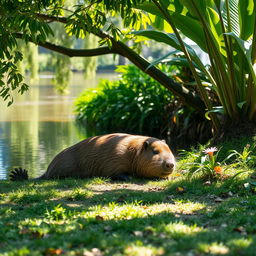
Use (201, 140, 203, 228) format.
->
(135, 138, 175, 178)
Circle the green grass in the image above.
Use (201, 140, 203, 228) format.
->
(1, 159, 256, 255)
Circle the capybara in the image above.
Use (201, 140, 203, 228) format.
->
(10, 133, 175, 180)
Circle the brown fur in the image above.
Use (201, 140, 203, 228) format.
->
(39, 133, 175, 179)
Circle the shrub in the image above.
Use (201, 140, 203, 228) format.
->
(75, 65, 174, 136)
(75, 64, 212, 149)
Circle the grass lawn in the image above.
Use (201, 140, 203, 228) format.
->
(1, 146, 256, 256)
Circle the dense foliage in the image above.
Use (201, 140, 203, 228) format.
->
(135, 0, 256, 131)
(75, 65, 212, 148)
(75, 65, 174, 136)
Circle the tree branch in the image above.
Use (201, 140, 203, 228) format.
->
(31, 13, 206, 111)
(35, 13, 68, 23)
(14, 33, 117, 57)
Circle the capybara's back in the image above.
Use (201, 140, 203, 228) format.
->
(39, 133, 176, 179)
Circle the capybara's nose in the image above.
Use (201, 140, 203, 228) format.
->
(165, 161, 174, 170)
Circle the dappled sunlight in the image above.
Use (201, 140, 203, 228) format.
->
(163, 222, 203, 237)
(124, 244, 164, 256)
(1, 172, 256, 255)
(227, 238, 253, 249)
(198, 242, 229, 254)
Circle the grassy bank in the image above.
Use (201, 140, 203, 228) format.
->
(1, 148, 256, 256)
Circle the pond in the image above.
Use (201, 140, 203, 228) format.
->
(0, 72, 117, 180)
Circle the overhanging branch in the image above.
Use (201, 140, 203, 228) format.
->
(28, 13, 206, 111)
(14, 33, 117, 57)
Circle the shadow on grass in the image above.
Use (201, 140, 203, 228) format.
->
(1, 176, 256, 255)
(1, 205, 256, 255)
(0, 174, 253, 210)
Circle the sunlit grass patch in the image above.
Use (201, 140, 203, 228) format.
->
(228, 237, 253, 249)
(198, 242, 229, 254)
(6, 187, 58, 204)
(124, 244, 164, 256)
(65, 187, 94, 201)
(163, 222, 203, 238)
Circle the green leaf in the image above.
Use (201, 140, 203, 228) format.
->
(133, 30, 182, 50)
(170, 12, 207, 51)
(179, 0, 214, 19)
(133, 29, 215, 82)
(238, 0, 255, 40)
(137, 2, 166, 19)
(137, 1, 206, 51)
(237, 101, 246, 109)
(225, 32, 256, 83)
(205, 106, 224, 120)
(227, 0, 240, 36)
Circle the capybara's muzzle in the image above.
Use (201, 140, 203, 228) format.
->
(163, 160, 175, 173)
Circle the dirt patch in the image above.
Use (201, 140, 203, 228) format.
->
(89, 183, 165, 194)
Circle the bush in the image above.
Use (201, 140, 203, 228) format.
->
(75, 64, 212, 150)
(75, 65, 174, 136)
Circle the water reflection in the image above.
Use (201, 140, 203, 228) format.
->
(0, 72, 117, 179)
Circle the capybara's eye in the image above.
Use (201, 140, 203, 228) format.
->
(152, 149, 159, 155)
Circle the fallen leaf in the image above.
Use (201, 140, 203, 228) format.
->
(221, 223, 228, 228)
(133, 230, 143, 237)
(83, 248, 103, 256)
(214, 197, 224, 203)
(19, 228, 30, 234)
(244, 183, 250, 189)
(103, 225, 112, 232)
(228, 191, 233, 197)
(159, 232, 167, 238)
(30, 231, 44, 239)
(233, 226, 247, 235)
(44, 248, 63, 255)
(176, 186, 186, 193)
(203, 181, 211, 186)
(95, 215, 104, 221)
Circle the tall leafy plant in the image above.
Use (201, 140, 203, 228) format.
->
(136, 0, 256, 130)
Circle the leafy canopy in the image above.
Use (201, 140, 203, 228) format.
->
(1, 0, 256, 133)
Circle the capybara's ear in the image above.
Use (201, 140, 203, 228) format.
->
(162, 139, 166, 143)
(143, 140, 150, 150)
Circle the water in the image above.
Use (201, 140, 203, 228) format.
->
(0, 72, 117, 179)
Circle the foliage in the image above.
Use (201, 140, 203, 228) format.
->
(45, 204, 71, 221)
(135, 0, 256, 128)
(83, 34, 98, 79)
(181, 143, 256, 181)
(0, 0, 54, 105)
(75, 64, 212, 147)
(227, 144, 256, 169)
(75, 65, 174, 135)
(1, 0, 256, 136)
(49, 9, 74, 93)
(17, 41, 39, 81)
(180, 146, 224, 181)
